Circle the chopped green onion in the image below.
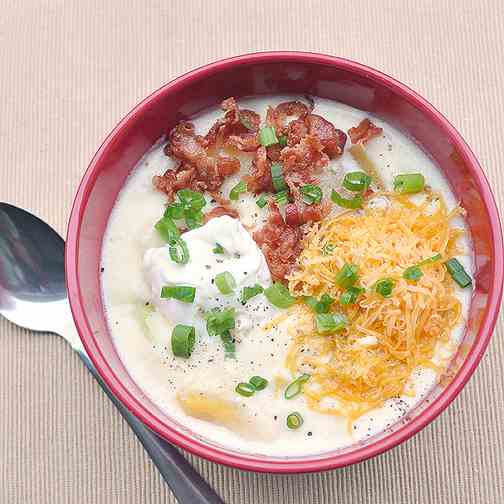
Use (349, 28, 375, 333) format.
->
(205, 308, 235, 337)
(300, 184, 323, 205)
(184, 210, 203, 229)
(171, 324, 196, 358)
(177, 189, 207, 213)
(169, 237, 190, 264)
(339, 286, 365, 305)
(230, 180, 247, 201)
(445, 258, 472, 288)
(393, 173, 425, 194)
(220, 331, 236, 358)
(418, 253, 442, 266)
(249, 376, 268, 391)
(213, 243, 225, 254)
(322, 243, 335, 256)
(278, 135, 288, 147)
(164, 202, 185, 220)
(240, 284, 264, 304)
(160, 285, 196, 303)
(304, 293, 334, 314)
(274, 190, 290, 205)
(403, 265, 423, 281)
(286, 412, 304, 429)
(335, 263, 359, 289)
(331, 190, 363, 209)
(343, 171, 372, 192)
(271, 163, 287, 192)
(256, 194, 268, 208)
(259, 126, 279, 147)
(284, 374, 310, 400)
(264, 282, 296, 308)
(315, 313, 348, 334)
(375, 278, 394, 297)
(215, 271, 236, 295)
(155, 216, 180, 244)
(235, 382, 255, 397)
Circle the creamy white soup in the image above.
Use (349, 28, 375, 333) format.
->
(101, 96, 473, 456)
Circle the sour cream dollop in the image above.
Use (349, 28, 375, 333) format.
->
(143, 216, 274, 334)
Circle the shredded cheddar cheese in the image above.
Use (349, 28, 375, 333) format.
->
(286, 192, 465, 425)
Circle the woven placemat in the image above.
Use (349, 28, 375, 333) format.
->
(1, 1, 503, 502)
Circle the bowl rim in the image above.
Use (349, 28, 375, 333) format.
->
(66, 51, 503, 473)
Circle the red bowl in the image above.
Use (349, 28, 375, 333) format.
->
(66, 52, 503, 473)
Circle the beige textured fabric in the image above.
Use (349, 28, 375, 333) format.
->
(1, 1, 503, 503)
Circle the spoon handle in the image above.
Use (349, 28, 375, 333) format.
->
(77, 350, 224, 504)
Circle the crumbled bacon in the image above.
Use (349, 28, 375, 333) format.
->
(253, 201, 303, 281)
(203, 205, 239, 223)
(266, 101, 312, 136)
(204, 98, 260, 151)
(155, 121, 240, 199)
(245, 146, 273, 194)
(305, 114, 347, 158)
(281, 134, 329, 176)
(348, 118, 383, 145)
(285, 177, 331, 224)
(286, 119, 308, 146)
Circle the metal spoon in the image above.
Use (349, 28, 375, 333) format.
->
(0, 202, 223, 504)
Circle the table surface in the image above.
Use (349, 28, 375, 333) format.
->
(1, 1, 503, 503)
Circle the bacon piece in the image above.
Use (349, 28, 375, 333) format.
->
(348, 118, 383, 145)
(284, 203, 302, 226)
(305, 114, 347, 158)
(253, 201, 303, 281)
(266, 144, 282, 161)
(204, 98, 260, 151)
(286, 119, 308, 146)
(285, 176, 331, 224)
(203, 205, 239, 223)
(266, 101, 312, 136)
(156, 121, 240, 199)
(245, 146, 273, 194)
(280, 134, 329, 176)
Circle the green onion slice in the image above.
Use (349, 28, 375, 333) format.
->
(286, 412, 304, 429)
(177, 189, 207, 213)
(213, 243, 225, 254)
(375, 278, 394, 297)
(259, 126, 279, 147)
(339, 286, 365, 305)
(300, 184, 323, 205)
(264, 282, 296, 308)
(256, 194, 268, 208)
(171, 324, 196, 358)
(274, 190, 290, 205)
(240, 284, 264, 304)
(335, 263, 359, 289)
(205, 308, 236, 337)
(184, 210, 203, 230)
(278, 135, 288, 147)
(315, 313, 348, 334)
(155, 216, 180, 244)
(220, 331, 236, 358)
(393, 173, 425, 194)
(164, 202, 185, 220)
(403, 265, 423, 281)
(331, 190, 363, 209)
(169, 237, 190, 264)
(445, 258, 472, 288)
(284, 374, 310, 400)
(249, 376, 268, 391)
(322, 243, 335, 256)
(417, 253, 442, 266)
(343, 171, 372, 192)
(215, 271, 237, 295)
(230, 180, 247, 201)
(271, 163, 287, 192)
(304, 293, 334, 314)
(160, 285, 196, 303)
(235, 382, 255, 397)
